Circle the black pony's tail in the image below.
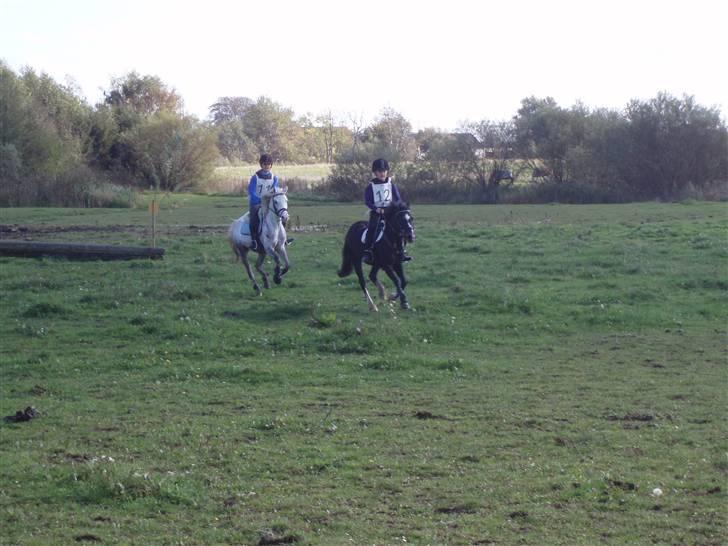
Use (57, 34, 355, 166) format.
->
(338, 247, 353, 277)
(338, 223, 362, 277)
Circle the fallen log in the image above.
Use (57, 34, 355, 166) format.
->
(0, 240, 164, 260)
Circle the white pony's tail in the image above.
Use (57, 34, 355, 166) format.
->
(228, 219, 243, 262)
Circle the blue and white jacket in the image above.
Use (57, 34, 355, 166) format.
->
(248, 169, 279, 206)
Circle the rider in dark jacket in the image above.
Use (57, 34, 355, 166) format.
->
(362, 158, 411, 265)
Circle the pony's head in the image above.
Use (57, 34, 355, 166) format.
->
(270, 188, 289, 226)
(389, 202, 415, 243)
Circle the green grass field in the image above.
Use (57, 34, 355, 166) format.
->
(0, 199, 726, 545)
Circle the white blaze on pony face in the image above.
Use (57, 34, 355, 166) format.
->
(404, 212, 415, 242)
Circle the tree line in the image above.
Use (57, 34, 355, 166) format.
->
(1, 62, 726, 206)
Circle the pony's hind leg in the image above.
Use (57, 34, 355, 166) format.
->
(356, 261, 378, 312)
(240, 251, 262, 296)
(368, 266, 386, 300)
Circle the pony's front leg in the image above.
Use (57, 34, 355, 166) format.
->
(240, 250, 262, 296)
(277, 244, 290, 278)
(255, 251, 270, 289)
(387, 262, 408, 300)
(272, 241, 292, 285)
(393, 262, 408, 291)
(260, 236, 285, 285)
(271, 252, 283, 285)
(382, 265, 410, 310)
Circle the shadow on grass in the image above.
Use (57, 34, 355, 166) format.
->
(223, 302, 311, 322)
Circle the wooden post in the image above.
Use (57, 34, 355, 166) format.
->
(149, 199, 159, 248)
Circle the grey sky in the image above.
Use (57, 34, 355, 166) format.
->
(1, 0, 726, 130)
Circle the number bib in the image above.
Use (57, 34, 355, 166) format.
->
(372, 181, 392, 208)
(256, 176, 275, 198)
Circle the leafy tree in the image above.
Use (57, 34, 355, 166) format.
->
(123, 112, 218, 191)
(104, 72, 183, 116)
(215, 119, 257, 163)
(461, 120, 518, 203)
(0, 63, 94, 204)
(241, 96, 303, 161)
(513, 96, 580, 183)
(0, 62, 29, 149)
(304, 111, 353, 164)
(209, 95, 307, 162)
(623, 93, 728, 199)
(0, 143, 23, 205)
(364, 108, 417, 162)
(85, 104, 121, 170)
(564, 107, 631, 197)
(209, 97, 256, 162)
(209, 96, 254, 124)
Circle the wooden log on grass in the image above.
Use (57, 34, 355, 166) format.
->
(0, 240, 165, 260)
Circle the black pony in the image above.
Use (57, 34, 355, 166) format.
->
(338, 202, 415, 311)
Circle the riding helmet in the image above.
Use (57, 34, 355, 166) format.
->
(371, 158, 389, 172)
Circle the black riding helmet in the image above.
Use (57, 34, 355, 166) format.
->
(371, 158, 389, 172)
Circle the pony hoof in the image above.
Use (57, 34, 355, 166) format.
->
(273, 275, 282, 285)
(401, 302, 411, 310)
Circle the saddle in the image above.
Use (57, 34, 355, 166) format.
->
(239, 212, 263, 238)
(360, 218, 386, 245)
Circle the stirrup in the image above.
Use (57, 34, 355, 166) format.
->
(286, 237, 294, 245)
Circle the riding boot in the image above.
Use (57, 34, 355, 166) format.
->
(249, 205, 261, 250)
(362, 234, 374, 264)
(363, 211, 378, 265)
(250, 226, 259, 250)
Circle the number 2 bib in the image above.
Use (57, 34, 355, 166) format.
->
(372, 181, 392, 208)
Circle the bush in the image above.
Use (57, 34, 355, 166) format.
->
(0, 143, 23, 206)
(323, 162, 371, 201)
(84, 182, 140, 208)
(502, 180, 629, 204)
(0, 164, 139, 208)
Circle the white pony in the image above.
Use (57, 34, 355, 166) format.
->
(228, 188, 290, 295)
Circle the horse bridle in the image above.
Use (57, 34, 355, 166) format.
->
(390, 209, 413, 238)
(271, 194, 288, 220)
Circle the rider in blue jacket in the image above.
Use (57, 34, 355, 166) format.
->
(248, 153, 278, 250)
(362, 158, 411, 265)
